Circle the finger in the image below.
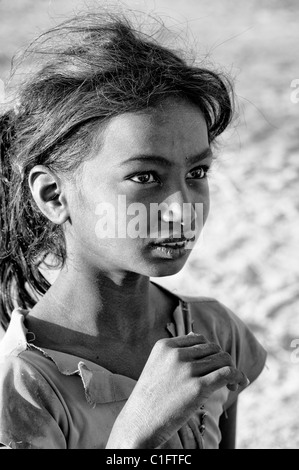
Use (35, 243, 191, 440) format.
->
(226, 383, 239, 392)
(181, 342, 222, 361)
(191, 351, 234, 376)
(227, 374, 250, 391)
(169, 333, 209, 348)
(204, 366, 250, 394)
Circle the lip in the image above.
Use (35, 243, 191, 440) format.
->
(149, 244, 189, 260)
(148, 238, 193, 260)
(150, 235, 195, 245)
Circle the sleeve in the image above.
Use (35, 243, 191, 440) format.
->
(0, 355, 68, 449)
(219, 303, 268, 410)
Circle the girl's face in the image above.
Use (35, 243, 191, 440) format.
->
(65, 98, 212, 277)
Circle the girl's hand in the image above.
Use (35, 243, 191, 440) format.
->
(106, 333, 249, 449)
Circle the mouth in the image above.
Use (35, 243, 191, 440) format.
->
(148, 235, 196, 259)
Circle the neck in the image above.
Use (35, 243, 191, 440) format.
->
(31, 260, 172, 345)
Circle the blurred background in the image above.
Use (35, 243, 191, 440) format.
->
(1, 0, 298, 449)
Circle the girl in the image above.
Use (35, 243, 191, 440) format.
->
(0, 11, 266, 449)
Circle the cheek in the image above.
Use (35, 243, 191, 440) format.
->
(191, 183, 210, 226)
(203, 196, 210, 223)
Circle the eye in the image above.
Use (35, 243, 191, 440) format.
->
(128, 172, 160, 184)
(186, 165, 210, 180)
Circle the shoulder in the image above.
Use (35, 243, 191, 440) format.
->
(0, 307, 58, 378)
(0, 347, 67, 449)
(0, 309, 67, 419)
(0, 349, 60, 404)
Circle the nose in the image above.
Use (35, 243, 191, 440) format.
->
(160, 191, 196, 223)
(161, 202, 184, 224)
(160, 191, 198, 238)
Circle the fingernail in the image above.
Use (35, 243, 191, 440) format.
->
(230, 383, 239, 392)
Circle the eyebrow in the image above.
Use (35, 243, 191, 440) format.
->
(121, 147, 213, 168)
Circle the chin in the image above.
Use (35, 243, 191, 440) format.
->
(143, 257, 189, 278)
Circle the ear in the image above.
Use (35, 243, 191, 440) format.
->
(28, 165, 70, 225)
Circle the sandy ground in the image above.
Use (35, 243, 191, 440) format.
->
(1, 0, 299, 449)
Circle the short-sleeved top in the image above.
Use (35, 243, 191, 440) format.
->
(0, 282, 267, 449)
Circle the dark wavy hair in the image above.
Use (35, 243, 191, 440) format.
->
(0, 11, 234, 329)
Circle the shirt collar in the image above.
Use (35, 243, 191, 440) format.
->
(39, 347, 137, 407)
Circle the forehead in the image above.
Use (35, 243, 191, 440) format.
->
(98, 98, 209, 160)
